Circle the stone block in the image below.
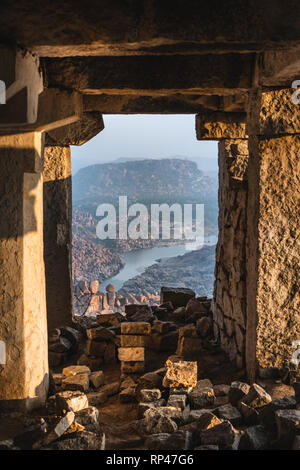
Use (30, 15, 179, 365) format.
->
(200, 421, 240, 450)
(121, 361, 145, 374)
(162, 359, 197, 389)
(241, 383, 272, 409)
(275, 409, 300, 446)
(189, 385, 215, 409)
(119, 387, 136, 403)
(89, 371, 104, 389)
(87, 390, 108, 406)
(196, 316, 213, 338)
(43, 412, 75, 446)
(118, 347, 145, 362)
(52, 430, 105, 450)
(86, 326, 116, 341)
(176, 336, 202, 357)
(149, 331, 178, 351)
(103, 342, 116, 364)
(62, 365, 91, 378)
(167, 394, 187, 410)
(85, 339, 107, 357)
(239, 424, 271, 450)
(55, 390, 89, 413)
(215, 403, 242, 426)
(121, 322, 151, 335)
(153, 320, 172, 334)
(75, 406, 99, 432)
(62, 373, 90, 393)
(160, 287, 195, 308)
(140, 389, 162, 403)
(121, 334, 147, 347)
(228, 381, 250, 405)
(178, 324, 198, 338)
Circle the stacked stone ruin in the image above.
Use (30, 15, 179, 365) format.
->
(118, 322, 149, 375)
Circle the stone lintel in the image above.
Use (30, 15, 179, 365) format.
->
(196, 112, 247, 140)
(46, 111, 104, 146)
(43, 54, 255, 94)
(83, 93, 246, 114)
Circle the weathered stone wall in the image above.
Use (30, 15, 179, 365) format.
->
(212, 139, 249, 369)
(43, 146, 73, 331)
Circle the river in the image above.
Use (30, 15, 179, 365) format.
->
(99, 235, 218, 292)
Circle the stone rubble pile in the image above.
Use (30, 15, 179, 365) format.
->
(0, 364, 121, 450)
(129, 356, 300, 450)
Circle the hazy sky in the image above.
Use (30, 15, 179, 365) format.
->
(71, 114, 218, 175)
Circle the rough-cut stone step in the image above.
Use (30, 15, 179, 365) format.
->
(176, 336, 202, 357)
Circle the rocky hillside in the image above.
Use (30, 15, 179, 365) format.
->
(73, 158, 217, 208)
(72, 158, 218, 283)
(118, 245, 216, 299)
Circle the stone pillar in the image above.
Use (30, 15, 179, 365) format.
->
(212, 140, 249, 369)
(246, 89, 300, 381)
(0, 132, 48, 410)
(196, 112, 249, 370)
(43, 145, 73, 331)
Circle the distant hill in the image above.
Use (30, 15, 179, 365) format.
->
(73, 158, 217, 207)
(72, 158, 218, 282)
